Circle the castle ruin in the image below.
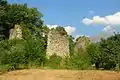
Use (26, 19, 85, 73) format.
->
(9, 24, 22, 40)
(46, 29, 70, 58)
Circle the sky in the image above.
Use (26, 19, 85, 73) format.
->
(9, 0, 120, 40)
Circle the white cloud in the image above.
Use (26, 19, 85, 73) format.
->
(47, 25, 58, 29)
(64, 26, 76, 35)
(102, 25, 117, 33)
(74, 34, 90, 40)
(82, 12, 120, 33)
(82, 12, 120, 26)
(102, 26, 112, 32)
(46, 25, 76, 35)
(82, 18, 93, 25)
(76, 35, 89, 38)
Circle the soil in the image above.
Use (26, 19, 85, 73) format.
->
(0, 69, 120, 80)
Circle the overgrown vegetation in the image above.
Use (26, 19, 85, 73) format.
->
(0, 37, 46, 71)
(0, 0, 120, 72)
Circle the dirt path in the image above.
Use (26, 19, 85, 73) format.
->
(0, 69, 120, 80)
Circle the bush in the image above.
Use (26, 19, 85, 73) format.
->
(0, 40, 25, 70)
(86, 43, 102, 69)
(0, 37, 46, 71)
(64, 53, 91, 70)
(46, 54, 62, 69)
(45, 52, 91, 70)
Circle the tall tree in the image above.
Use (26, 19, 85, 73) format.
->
(88, 33, 120, 70)
(68, 35, 75, 56)
(99, 34, 120, 69)
(0, 2, 43, 39)
(0, 0, 8, 6)
(0, 0, 8, 39)
(87, 43, 102, 69)
(5, 4, 43, 28)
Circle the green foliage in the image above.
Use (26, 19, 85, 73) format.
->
(87, 33, 120, 70)
(56, 26, 67, 35)
(0, 0, 8, 24)
(46, 53, 91, 70)
(0, 0, 8, 19)
(41, 25, 50, 49)
(0, 1, 46, 71)
(24, 37, 46, 66)
(46, 54, 62, 69)
(99, 34, 120, 70)
(1, 0, 120, 72)
(5, 3, 43, 27)
(0, 0, 8, 6)
(41, 25, 49, 37)
(68, 35, 75, 56)
(0, 37, 46, 71)
(86, 43, 102, 69)
(65, 51, 91, 70)
(0, 1, 43, 39)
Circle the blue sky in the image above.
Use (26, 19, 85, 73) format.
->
(9, 0, 120, 38)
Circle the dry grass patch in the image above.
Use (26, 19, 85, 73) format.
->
(0, 69, 120, 80)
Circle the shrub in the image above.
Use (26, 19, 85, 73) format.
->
(64, 53, 91, 70)
(46, 54, 62, 69)
(0, 37, 46, 71)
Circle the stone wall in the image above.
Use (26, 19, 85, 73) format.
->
(75, 36, 90, 49)
(8, 25, 70, 58)
(9, 24, 22, 40)
(46, 29, 69, 58)
(74, 36, 90, 53)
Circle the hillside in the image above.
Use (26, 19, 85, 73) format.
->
(0, 69, 120, 80)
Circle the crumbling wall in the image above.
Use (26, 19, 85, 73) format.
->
(74, 36, 90, 53)
(9, 24, 22, 40)
(46, 29, 69, 58)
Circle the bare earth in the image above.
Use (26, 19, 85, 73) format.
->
(0, 69, 120, 80)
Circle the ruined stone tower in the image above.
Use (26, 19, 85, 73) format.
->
(75, 36, 90, 49)
(74, 36, 90, 53)
(46, 29, 69, 58)
(9, 24, 22, 40)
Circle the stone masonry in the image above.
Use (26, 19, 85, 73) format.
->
(46, 29, 69, 58)
(9, 24, 22, 40)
